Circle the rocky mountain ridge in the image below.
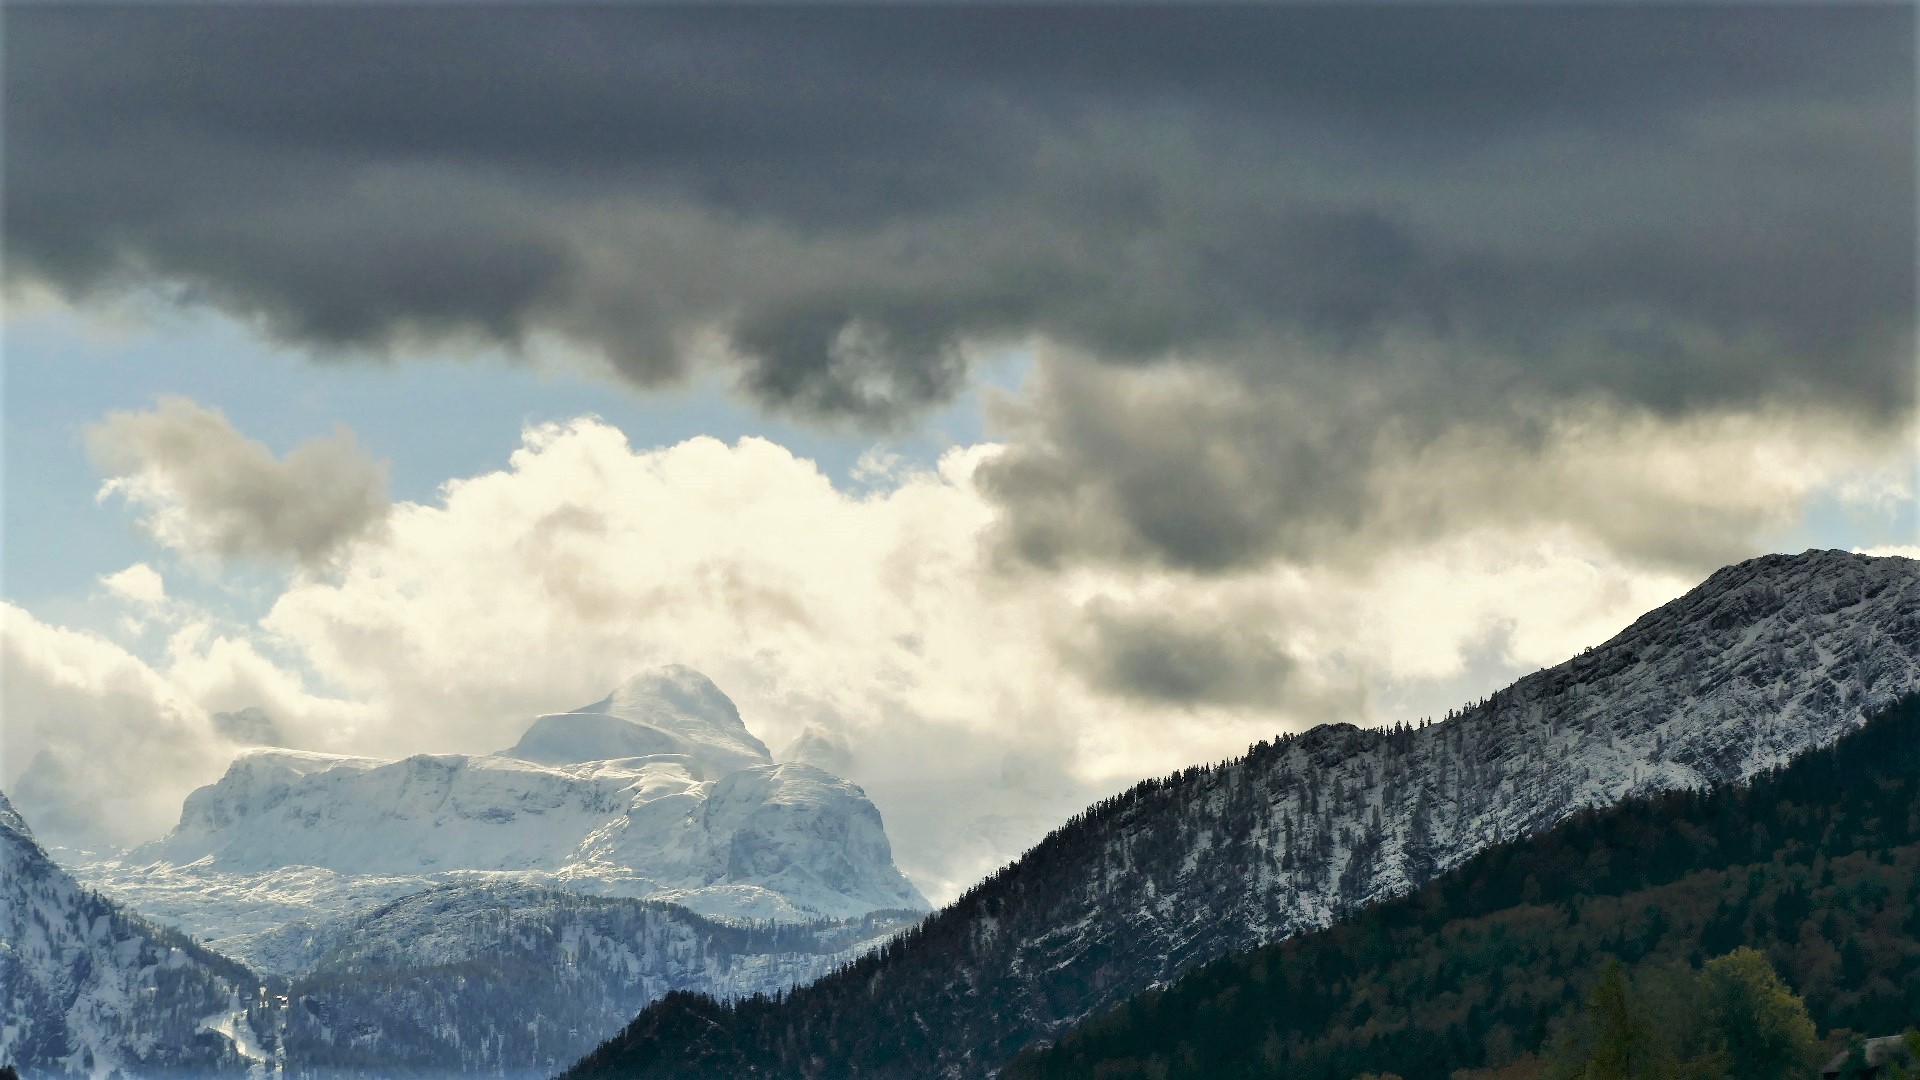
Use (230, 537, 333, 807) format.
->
(567, 549, 1920, 1078)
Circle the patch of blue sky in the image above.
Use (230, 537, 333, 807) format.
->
(2, 304, 1027, 632)
(1761, 455, 1919, 556)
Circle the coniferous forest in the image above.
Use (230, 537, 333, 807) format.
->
(1005, 694, 1920, 1079)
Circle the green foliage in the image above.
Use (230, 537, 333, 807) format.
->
(1698, 948, 1816, 1080)
(1549, 960, 1691, 1080)
(1833, 1036, 1874, 1080)
(1007, 694, 1920, 1079)
(1542, 949, 1815, 1080)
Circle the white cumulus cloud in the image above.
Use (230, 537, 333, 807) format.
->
(99, 562, 167, 607)
(16, 395, 1914, 900)
(0, 603, 225, 848)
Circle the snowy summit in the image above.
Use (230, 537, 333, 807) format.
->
(505, 665, 774, 777)
(75, 667, 928, 968)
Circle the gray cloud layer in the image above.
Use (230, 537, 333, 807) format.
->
(88, 398, 390, 567)
(9, 8, 1911, 861)
(8, 6, 1912, 426)
(13, 5, 1916, 610)
(1063, 597, 1304, 710)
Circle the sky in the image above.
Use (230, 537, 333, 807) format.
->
(3, 4, 1916, 904)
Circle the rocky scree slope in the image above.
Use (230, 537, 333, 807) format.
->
(565, 549, 1920, 1079)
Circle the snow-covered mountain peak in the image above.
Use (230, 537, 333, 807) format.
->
(88, 667, 924, 962)
(604, 664, 748, 731)
(231, 747, 385, 775)
(503, 664, 772, 777)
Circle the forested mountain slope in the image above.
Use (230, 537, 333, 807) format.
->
(564, 550, 1920, 1079)
(1008, 693, 1920, 1079)
(277, 886, 916, 1079)
(5, 790, 916, 1079)
(1, 790, 272, 1078)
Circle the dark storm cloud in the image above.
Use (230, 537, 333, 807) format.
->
(8, 5, 1914, 587)
(976, 353, 1843, 575)
(8, 5, 1911, 421)
(1064, 598, 1301, 710)
(87, 397, 391, 568)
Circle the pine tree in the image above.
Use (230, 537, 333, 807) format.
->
(1558, 960, 1670, 1080)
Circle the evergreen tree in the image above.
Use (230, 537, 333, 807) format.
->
(1552, 961, 1686, 1080)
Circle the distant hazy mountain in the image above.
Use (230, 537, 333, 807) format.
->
(565, 550, 1920, 1079)
(19, 666, 930, 1077)
(73, 665, 926, 970)
(276, 883, 918, 1079)
(3, 780, 919, 1079)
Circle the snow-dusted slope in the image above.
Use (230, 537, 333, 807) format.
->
(13, 668, 927, 1077)
(567, 549, 1920, 1078)
(1318, 549, 1920, 911)
(3, 777, 917, 1079)
(276, 883, 919, 1078)
(73, 667, 925, 966)
(0, 790, 265, 1079)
